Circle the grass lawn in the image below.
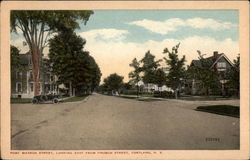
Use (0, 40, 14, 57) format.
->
(11, 98, 32, 104)
(180, 96, 238, 101)
(139, 94, 154, 97)
(196, 105, 239, 118)
(63, 95, 88, 102)
(118, 96, 138, 99)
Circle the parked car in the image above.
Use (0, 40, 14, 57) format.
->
(32, 94, 62, 104)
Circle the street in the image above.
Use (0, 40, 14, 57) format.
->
(11, 93, 239, 150)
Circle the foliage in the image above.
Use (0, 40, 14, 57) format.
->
(154, 68, 167, 88)
(103, 73, 124, 92)
(49, 30, 101, 95)
(120, 89, 138, 95)
(11, 45, 22, 71)
(140, 50, 161, 84)
(183, 87, 192, 95)
(129, 58, 141, 84)
(225, 55, 240, 96)
(122, 82, 133, 90)
(163, 43, 186, 99)
(129, 58, 142, 96)
(153, 91, 175, 98)
(11, 10, 93, 96)
(88, 56, 102, 92)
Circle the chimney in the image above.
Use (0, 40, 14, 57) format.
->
(213, 51, 218, 59)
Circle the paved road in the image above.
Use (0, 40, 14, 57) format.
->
(11, 94, 239, 150)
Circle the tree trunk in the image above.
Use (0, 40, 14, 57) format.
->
(31, 46, 41, 96)
(73, 88, 75, 97)
(137, 85, 139, 98)
(175, 90, 178, 99)
(69, 81, 72, 97)
(206, 87, 209, 96)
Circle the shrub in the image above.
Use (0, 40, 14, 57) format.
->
(153, 91, 175, 98)
(183, 87, 192, 95)
(226, 89, 239, 97)
(209, 88, 222, 96)
(200, 87, 207, 95)
(121, 89, 138, 95)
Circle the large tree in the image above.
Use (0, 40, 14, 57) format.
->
(11, 10, 93, 96)
(103, 73, 124, 94)
(88, 55, 102, 92)
(49, 29, 101, 96)
(154, 68, 167, 91)
(129, 58, 141, 97)
(140, 51, 161, 84)
(163, 43, 186, 99)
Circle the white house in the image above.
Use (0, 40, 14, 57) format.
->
(136, 80, 174, 93)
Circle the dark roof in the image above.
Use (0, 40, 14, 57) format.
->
(190, 53, 223, 67)
(191, 60, 201, 67)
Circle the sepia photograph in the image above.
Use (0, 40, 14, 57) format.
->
(1, 1, 249, 160)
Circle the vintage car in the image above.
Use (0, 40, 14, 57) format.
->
(32, 94, 62, 104)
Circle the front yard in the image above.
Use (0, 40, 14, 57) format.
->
(11, 95, 88, 104)
(11, 98, 32, 104)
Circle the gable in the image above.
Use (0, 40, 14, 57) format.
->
(210, 54, 234, 69)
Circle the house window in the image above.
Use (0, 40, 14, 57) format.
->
(217, 62, 226, 68)
(30, 83, 33, 92)
(217, 62, 226, 71)
(218, 68, 226, 71)
(16, 71, 22, 80)
(29, 71, 33, 80)
(16, 82, 22, 92)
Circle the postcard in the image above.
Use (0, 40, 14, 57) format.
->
(1, 1, 249, 159)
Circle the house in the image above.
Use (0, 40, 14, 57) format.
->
(188, 51, 234, 95)
(11, 53, 59, 98)
(133, 67, 173, 93)
(136, 80, 173, 93)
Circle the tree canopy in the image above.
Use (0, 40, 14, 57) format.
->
(129, 58, 141, 84)
(11, 10, 93, 96)
(225, 55, 240, 96)
(129, 58, 142, 96)
(163, 43, 186, 99)
(103, 73, 124, 92)
(49, 30, 101, 95)
(11, 45, 21, 71)
(154, 68, 167, 88)
(140, 50, 161, 84)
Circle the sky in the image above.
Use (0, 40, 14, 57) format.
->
(11, 10, 239, 83)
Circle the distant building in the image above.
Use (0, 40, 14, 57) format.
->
(188, 51, 234, 95)
(133, 67, 173, 93)
(136, 80, 173, 93)
(11, 53, 58, 98)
